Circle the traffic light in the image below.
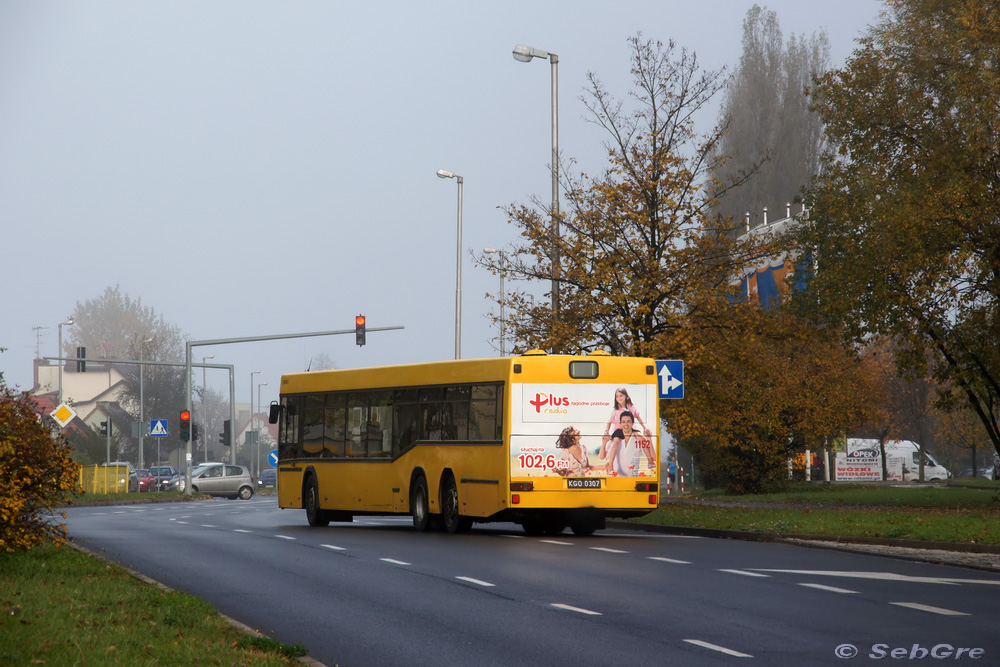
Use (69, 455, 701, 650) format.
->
(179, 410, 191, 442)
(76, 346, 86, 372)
(99, 420, 108, 437)
(219, 419, 231, 447)
(192, 423, 200, 442)
(355, 314, 366, 346)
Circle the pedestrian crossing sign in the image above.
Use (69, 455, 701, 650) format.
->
(150, 419, 168, 437)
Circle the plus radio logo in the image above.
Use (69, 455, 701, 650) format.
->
(529, 392, 569, 414)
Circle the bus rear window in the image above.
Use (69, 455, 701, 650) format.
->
(568, 360, 599, 379)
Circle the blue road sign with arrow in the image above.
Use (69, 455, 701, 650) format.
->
(656, 360, 684, 399)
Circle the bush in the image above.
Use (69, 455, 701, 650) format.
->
(0, 385, 82, 551)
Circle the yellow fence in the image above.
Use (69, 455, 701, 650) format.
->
(79, 465, 134, 494)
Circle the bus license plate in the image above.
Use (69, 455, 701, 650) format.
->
(567, 478, 601, 489)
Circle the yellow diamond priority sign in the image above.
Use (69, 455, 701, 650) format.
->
(51, 403, 77, 429)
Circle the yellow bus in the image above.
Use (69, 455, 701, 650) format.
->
(269, 350, 660, 535)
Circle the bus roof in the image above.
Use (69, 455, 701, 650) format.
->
(279, 351, 656, 394)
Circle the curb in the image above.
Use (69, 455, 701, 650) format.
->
(608, 521, 1000, 554)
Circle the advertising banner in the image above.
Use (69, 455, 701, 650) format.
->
(835, 452, 882, 481)
(510, 383, 657, 479)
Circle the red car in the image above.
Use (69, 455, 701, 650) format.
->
(137, 469, 156, 492)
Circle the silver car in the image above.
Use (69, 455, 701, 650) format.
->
(189, 463, 255, 500)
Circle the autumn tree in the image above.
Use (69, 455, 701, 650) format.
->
(668, 304, 885, 493)
(711, 4, 831, 229)
(0, 380, 81, 552)
(67, 285, 188, 462)
(489, 36, 771, 356)
(489, 36, 883, 493)
(799, 0, 1000, 457)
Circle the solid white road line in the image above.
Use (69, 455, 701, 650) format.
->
(648, 557, 691, 564)
(890, 602, 970, 616)
(684, 639, 753, 658)
(380, 558, 410, 566)
(551, 603, 601, 616)
(798, 583, 859, 594)
(456, 576, 495, 587)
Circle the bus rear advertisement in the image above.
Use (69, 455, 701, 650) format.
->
(271, 351, 660, 536)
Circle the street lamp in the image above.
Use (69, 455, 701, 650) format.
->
(513, 43, 560, 321)
(202, 355, 214, 461)
(249, 370, 261, 467)
(257, 381, 268, 477)
(57, 318, 74, 405)
(483, 248, 507, 356)
(437, 169, 464, 359)
(139, 336, 154, 468)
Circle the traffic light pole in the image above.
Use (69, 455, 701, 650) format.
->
(183, 324, 403, 495)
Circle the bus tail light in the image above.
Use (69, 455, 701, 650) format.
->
(649, 494, 658, 505)
(512, 494, 520, 504)
(510, 482, 534, 492)
(635, 482, 658, 492)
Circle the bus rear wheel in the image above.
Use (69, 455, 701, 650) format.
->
(441, 475, 472, 533)
(305, 476, 330, 527)
(411, 476, 431, 532)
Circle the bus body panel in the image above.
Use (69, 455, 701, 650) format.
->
(275, 353, 659, 527)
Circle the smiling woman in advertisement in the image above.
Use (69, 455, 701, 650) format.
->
(552, 426, 591, 476)
(604, 412, 655, 477)
(599, 388, 652, 461)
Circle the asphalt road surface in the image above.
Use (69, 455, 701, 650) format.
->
(66, 496, 1000, 666)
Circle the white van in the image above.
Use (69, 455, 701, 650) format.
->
(846, 439, 951, 481)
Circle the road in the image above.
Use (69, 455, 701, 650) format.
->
(65, 496, 999, 666)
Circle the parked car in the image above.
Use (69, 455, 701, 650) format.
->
(148, 465, 184, 492)
(137, 469, 156, 492)
(257, 468, 277, 488)
(189, 463, 255, 500)
(98, 462, 139, 492)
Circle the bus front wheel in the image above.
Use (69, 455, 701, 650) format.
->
(305, 476, 330, 527)
(411, 476, 431, 532)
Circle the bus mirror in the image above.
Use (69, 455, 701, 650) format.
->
(268, 401, 281, 424)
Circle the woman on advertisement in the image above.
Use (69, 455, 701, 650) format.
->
(599, 388, 652, 461)
(604, 411, 655, 476)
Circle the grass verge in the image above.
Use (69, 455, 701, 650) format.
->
(0, 539, 306, 665)
(641, 483, 1000, 544)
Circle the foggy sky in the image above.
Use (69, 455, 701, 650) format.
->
(1, 0, 884, 407)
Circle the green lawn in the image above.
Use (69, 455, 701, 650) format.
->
(0, 540, 306, 665)
(642, 482, 1000, 544)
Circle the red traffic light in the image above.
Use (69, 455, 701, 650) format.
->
(180, 410, 191, 422)
(355, 315, 366, 327)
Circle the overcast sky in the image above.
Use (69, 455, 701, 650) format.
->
(1, 0, 885, 408)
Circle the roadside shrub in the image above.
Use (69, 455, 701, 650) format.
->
(0, 385, 82, 551)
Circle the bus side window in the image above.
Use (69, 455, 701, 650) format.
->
(348, 393, 369, 456)
(303, 395, 325, 456)
(469, 384, 499, 441)
(325, 394, 346, 458)
(280, 396, 303, 459)
(394, 401, 419, 454)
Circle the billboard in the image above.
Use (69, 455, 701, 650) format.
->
(510, 383, 657, 478)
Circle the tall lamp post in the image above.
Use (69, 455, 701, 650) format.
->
(57, 318, 74, 405)
(201, 355, 214, 461)
(483, 248, 507, 356)
(436, 169, 464, 359)
(513, 43, 560, 321)
(257, 381, 267, 477)
(139, 336, 154, 469)
(249, 370, 261, 467)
